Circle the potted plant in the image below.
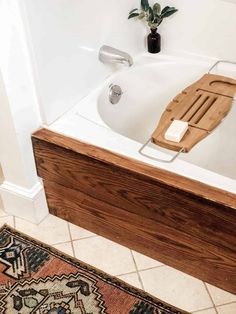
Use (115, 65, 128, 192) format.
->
(128, 0, 178, 53)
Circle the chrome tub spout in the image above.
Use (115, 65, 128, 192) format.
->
(99, 45, 133, 67)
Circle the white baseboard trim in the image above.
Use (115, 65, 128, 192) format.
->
(0, 179, 48, 223)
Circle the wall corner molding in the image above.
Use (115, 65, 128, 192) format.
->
(0, 179, 48, 224)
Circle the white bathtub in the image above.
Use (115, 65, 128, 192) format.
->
(49, 53, 236, 195)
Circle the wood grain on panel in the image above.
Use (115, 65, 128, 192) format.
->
(32, 128, 236, 209)
(44, 179, 236, 294)
(32, 128, 236, 294)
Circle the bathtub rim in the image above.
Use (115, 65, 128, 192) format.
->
(32, 128, 236, 210)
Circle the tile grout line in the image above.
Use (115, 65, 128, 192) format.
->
(116, 264, 166, 277)
(34, 213, 50, 226)
(217, 300, 236, 306)
(52, 232, 98, 246)
(117, 270, 141, 277)
(138, 264, 166, 272)
(213, 300, 236, 310)
(203, 283, 219, 314)
(67, 222, 76, 258)
(13, 216, 16, 229)
(191, 306, 216, 313)
(71, 234, 98, 242)
(130, 250, 145, 291)
(52, 239, 75, 246)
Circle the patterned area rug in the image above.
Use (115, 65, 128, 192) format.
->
(0, 225, 189, 314)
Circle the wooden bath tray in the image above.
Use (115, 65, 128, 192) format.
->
(151, 73, 236, 153)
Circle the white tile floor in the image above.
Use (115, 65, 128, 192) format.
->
(0, 209, 235, 314)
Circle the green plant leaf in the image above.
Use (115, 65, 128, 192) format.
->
(138, 11, 145, 19)
(153, 3, 161, 15)
(129, 8, 138, 15)
(128, 12, 140, 19)
(141, 0, 144, 10)
(161, 6, 170, 15)
(161, 7, 178, 18)
(154, 15, 162, 25)
(148, 7, 154, 22)
(141, 0, 149, 12)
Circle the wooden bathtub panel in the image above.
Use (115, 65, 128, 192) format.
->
(32, 128, 236, 209)
(32, 137, 236, 252)
(32, 129, 236, 294)
(43, 179, 236, 294)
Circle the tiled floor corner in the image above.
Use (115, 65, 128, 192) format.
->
(217, 303, 236, 314)
(1, 211, 236, 314)
(131, 250, 163, 270)
(139, 266, 213, 313)
(53, 241, 74, 256)
(73, 236, 136, 276)
(205, 283, 236, 306)
(15, 214, 70, 244)
(69, 222, 96, 240)
(118, 272, 143, 290)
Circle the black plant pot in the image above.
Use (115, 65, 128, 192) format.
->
(147, 28, 161, 54)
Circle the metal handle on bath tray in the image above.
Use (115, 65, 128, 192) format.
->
(208, 59, 236, 74)
(138, 138, 185, 163)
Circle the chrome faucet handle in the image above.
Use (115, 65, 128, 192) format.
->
(109, 84, 123, 104)
(99, 45, 133, 67)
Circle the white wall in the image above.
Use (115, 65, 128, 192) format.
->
(0, 0, 48, 223)
(22, 0, 145, 125)
(157, 0, 236, 60)
(22, 0, 236, 125)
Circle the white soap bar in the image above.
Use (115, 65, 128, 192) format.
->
(165, 120, 188, 143)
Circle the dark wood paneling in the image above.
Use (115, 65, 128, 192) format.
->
(32, 129, 236, 294)
(44, 180, 236, 294)
(32, 128, 236, 209)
